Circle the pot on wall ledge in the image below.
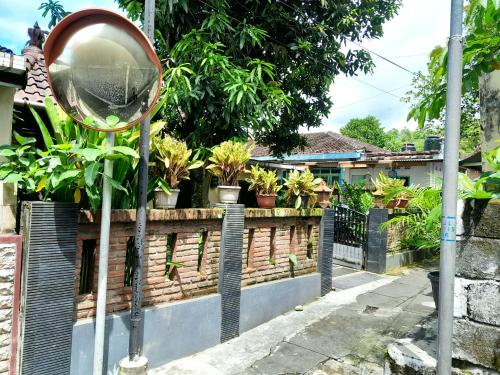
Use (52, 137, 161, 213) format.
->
(154, 188, 180, 209)
(256, 194, 276, 209)
(218, 186, 241, 204)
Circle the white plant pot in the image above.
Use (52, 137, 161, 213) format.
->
(154, 188, 180, 209)
(218, 186, 241, 204)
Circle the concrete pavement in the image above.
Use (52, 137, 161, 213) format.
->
(150, 266, 436, 375)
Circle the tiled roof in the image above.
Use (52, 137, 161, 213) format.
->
(252, 131, 387, 158)
(14, 46, 53, 105)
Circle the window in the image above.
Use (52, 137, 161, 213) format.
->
(310, 167, 341, 186)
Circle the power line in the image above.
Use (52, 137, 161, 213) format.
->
(275, 0, 416, 74)
(333, 84, 410, 109)
(348, 41, 415, 74)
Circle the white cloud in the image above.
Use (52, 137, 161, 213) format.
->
(303, 0, 451, 134)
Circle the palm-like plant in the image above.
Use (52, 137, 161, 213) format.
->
(205, 140, 252, 186)
(381, 186, 442, 251)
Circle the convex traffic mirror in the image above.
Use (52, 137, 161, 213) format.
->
(44, 8, 162, 132)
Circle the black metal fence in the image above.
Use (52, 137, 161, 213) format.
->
(333, 205, 368, 248)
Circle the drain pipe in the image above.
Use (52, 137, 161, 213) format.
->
(437, 0, 464, 374)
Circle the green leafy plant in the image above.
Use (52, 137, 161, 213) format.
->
(284, 170, 322, 209)
(151, 135, 204, 193)
(458, 145, 500, 199)
(205, 140, 252, 186)
(0, 97, 167, 210)
(339, 180, 374, 213)
(381, 187, 442, 251)
(246, 165, 282, 195)
(372, 171, 405, 196)
(288, 254, 298, 266)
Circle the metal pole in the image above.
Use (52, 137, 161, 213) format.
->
(129, 0, 155, 362)
(437, 0, 463, 373)
(93, 132, 115, 375)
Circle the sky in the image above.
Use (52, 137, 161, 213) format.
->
(0, 0, 450, 133)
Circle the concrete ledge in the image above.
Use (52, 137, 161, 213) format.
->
(239, 273, 321, 333)
(386, 249, 425, 272)
(70, 294, 221, 375)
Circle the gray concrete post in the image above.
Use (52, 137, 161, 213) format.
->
(365, 208, 388, 274)
(318, 208, 334, 296)
(217, 204, 245, 342)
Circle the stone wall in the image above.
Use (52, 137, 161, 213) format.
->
(75, 208, 322, 319)
(0, 236, 21, 375)
(454, 199, 500, 371)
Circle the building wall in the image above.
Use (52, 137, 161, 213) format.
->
(345, 162, 443, 187)
(454, 199, 500, 371)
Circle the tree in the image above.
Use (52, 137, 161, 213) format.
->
(39, 0, 68, 29)
(117, 0, 401, 155)
(405, 0, 498, 153)
(340, 116, 387, 148)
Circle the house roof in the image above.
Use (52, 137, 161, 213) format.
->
(362, 150, 442, 162)
(14, 45, 53, 106)
(252, 131, 387, 159)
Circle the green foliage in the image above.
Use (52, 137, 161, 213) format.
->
(39, 0, 68, 29)
(117, 0, 400, 155)
(339, 180, 373, 213)
(284, 170, 322, 209)
(372, 171, 405, 195)
(459, 145, 500, 198)
(0, 97, 166, 210)
(246, 165, 282, 195)
(206, 140, 252, 186)
(405, 0, 498, 152)
(151, 135, 204, 191)
(381, 187, 442, 251)
(340, 116, 387, 148)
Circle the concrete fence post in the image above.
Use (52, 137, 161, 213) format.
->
(217, 204, 245, 342)
(318, 208, 335, 296)
(365, 208, 388, 274)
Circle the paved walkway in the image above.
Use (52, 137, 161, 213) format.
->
(151, 266, 436, 375)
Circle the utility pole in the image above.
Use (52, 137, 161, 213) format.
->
(120, 0, 156, 373)
(437, 0, 464, 373)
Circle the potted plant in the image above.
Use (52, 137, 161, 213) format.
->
(151, 135, 203, 209)
(206, 140, 252, 204)
(372, 172, 406, 208)
(284, 170, 322, 209)
(246, 165, 282, 208)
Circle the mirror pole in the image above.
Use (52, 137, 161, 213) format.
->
(93, 132, 115, 375)
(128, 0, 155, 368)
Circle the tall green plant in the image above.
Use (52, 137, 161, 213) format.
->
(381, 187, 442, 251)
(0, 97, 167, 210)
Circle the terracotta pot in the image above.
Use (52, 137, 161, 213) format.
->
(386, 199, 398, 209)
(154, 188, 180, 209)
(396, 198, 409, 208)
(256, 194, 276, 209)
(218, 186, 241, 204)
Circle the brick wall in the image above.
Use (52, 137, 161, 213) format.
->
(75, 208, 322, 319)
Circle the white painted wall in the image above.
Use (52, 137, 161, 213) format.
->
(344, 162, 443, 188)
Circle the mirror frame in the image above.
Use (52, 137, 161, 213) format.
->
(44, 8, 163, 132)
